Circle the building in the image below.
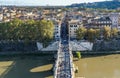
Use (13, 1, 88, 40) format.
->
(53, 20, 61, 41)
(88, 16, 112, 29)
(69, 20, 82, 39)
(118, 15, 120, 31)
(0, 13, 3, 22)
(109, 13, 120, 28)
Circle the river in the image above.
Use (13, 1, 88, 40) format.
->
(74, 54, 120, 78)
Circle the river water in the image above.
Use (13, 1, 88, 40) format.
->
(74, 54, 120, 78)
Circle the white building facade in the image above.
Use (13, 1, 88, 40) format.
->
(109, 13, 119, 28)
(0, 14, 3, 22)
(69, 20, 83, 39)
(54, 21, 61, 41)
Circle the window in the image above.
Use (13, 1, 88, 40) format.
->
(74, 25, 77, 27)
(70, 25, 73, 27)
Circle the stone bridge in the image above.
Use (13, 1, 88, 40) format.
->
(54, 40, 74, 78)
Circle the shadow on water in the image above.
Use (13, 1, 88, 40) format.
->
(0, 54, 54, 78)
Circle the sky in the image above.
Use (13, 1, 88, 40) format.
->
(0, 0, 107, 6)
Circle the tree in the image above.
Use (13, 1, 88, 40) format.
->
(0, 19, 54, 46)
(111, 28, 118, 38)
(95, 29, 100, 39)
(9, 18, 23, 40)
(76, 51, 81, 59)
(76, 26, 87, 40)
(87, 28, 96, 42)
(38, 20, 54, 46)
(103, 26, 111, 40)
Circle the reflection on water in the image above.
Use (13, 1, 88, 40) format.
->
(74, 54, 120, 78)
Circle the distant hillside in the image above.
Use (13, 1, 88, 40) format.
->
(67, 1, 120, 9)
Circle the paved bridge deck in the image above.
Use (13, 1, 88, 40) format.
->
(54, 14, 74, 78)
(54, 40, 74, 78)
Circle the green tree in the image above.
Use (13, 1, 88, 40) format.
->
(38, 20, 54, 46)
(103, 26, 111, 40)
(0, 19, 54, 47)
(76, 26, 87, 40)
(95, 29, 100, 39)
(111, 28, 118, 38)
(0, 22, 10, 40)
(9, 18, 23, 40)
(87, 28, 96, 42)
(76, 51, 81, 59)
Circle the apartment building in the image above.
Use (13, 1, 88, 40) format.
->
(53, 20, 61, 41)
(0, 13, 3, 22)
(109, 13, 120, 28)
(88, 16, 112, 29)
(69, 20, 82, 39)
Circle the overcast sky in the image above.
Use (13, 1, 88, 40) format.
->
(0, 0, 107, 6)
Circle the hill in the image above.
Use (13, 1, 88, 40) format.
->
(67, 1, 120, 9)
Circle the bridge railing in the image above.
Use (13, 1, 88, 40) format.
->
(54, 41, 61, 78)
(54, 50, 59, 78)
(69, 41, 74, 78)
